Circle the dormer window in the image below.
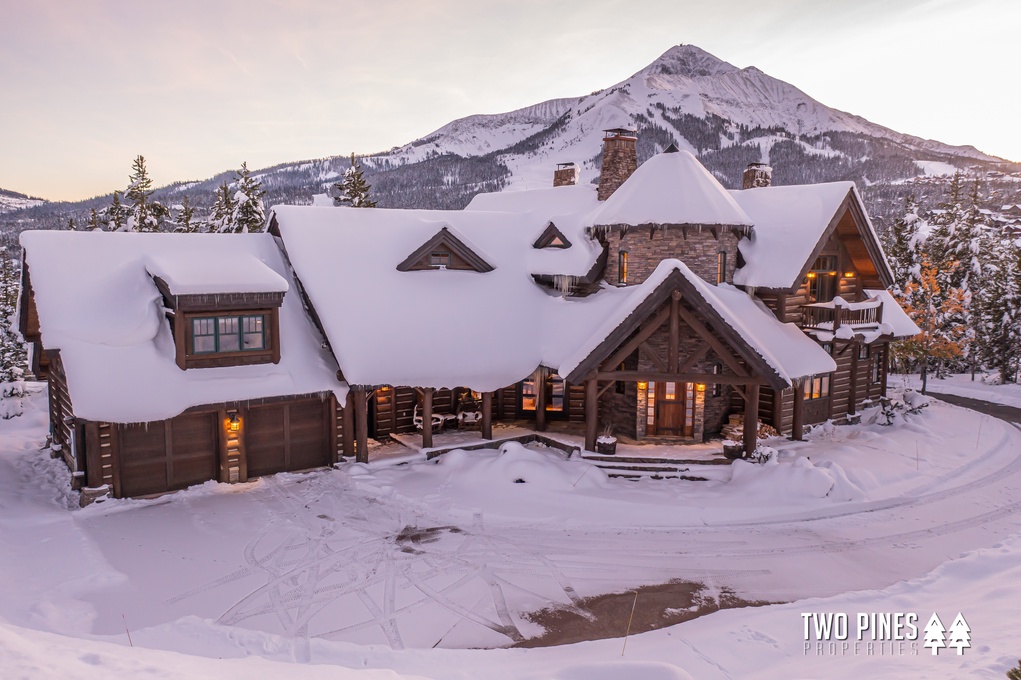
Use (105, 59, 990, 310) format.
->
(191, 315, 267, 354)
(429, 252, 451, 268)
(397, 225, 494, 272)
(533, 223, 572, 249)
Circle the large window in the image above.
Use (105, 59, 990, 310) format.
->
(806, 255, 838, 302)
(803, 374, 831, 401)
(191, 314, 266, 355)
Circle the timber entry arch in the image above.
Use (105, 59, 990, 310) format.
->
(564, 268, 794, 455)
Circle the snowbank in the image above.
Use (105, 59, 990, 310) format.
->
(728, 456, 865, 502)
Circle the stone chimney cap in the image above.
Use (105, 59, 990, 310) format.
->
(603, 127, 637, 137)
(556, 162, 576, 169)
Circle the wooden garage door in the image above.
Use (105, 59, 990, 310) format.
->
(246, 399, 330, 479)
(118, 413, 218, 497)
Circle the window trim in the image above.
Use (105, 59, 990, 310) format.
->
(177, 307, 279, 370)
(190, 313, 267, 355)
(717, 251, 727, 284)
(803, 374, 831, 401)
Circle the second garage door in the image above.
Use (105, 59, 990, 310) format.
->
(245, 398, 331, 478)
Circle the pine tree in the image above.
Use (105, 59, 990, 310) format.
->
(884, 195, 925, 293)
(330, 153, 376, 207)
(88, 208, 101, 231)
(0, 249, 27, 419)
(1007, 659, 1021, 680)
(66, 217, 76, 231)
(124, 155, 169, 232)
(103, 190, 128, 231)
(974, 235, 1021, 383)
(174, 195, 199, 233)
(227, 162, 266, 233)
(209, 181, 235, 233)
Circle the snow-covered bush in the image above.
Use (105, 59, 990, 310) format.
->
(748, 445, 777, 465)
(868, 390, 929, 426)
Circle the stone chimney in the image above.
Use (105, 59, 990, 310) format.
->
(742, 162, 772, 189)
(553, 162, 579, 187)
(597, 128, 638, 201)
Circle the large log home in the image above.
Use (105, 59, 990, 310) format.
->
(19, 129, 918, 500)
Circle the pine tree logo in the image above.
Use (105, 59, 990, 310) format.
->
(947, 613, 971, 655)
(923, 612, 946, 655)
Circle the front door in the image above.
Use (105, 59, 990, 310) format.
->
(648, 381, 694, 437)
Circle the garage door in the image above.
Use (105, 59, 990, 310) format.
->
(118, 413, 218, 497)
(245, 399, 330, 479)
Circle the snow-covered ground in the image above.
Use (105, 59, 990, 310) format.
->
(2, 385, 1021, 678)
(895, 372, 1021, 409)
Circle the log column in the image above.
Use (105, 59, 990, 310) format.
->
(481, 391, 493, 440)
(848, 341, 860, 415)
(584, 377, 598, 452)
(421, 388, 434, 449)
(342, 390, 355, 459)
(534, 368, 547, 432)
(353, 387, 369, 464)
(791, 379, 805, 441)
(743, 382, 760, 455)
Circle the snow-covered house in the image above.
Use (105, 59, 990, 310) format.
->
(19, 129, 918, 500)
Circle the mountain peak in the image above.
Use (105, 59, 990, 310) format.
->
(643, 44, 739, 78)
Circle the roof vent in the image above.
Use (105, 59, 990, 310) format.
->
(664, 143, 680, 153)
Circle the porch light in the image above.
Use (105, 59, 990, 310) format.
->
(806, 272, 817, 279)
(844, 271, 856, 278)
(228, 413, 241, 432)
(637, 381, 648, 391)
(696, 383, 706, 392)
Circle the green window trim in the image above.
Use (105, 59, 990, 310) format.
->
(191, 314, 267, 355)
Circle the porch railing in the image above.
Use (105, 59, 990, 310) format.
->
(800, 298, 883, 332)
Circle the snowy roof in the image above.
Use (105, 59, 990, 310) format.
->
(866, 289, 920, 338)
(559, 259, 836, 387)
(146, 251, 288, 295)
(588, 150, 753, 228)
(272, 205, 613, 391)
(20, 231, 341, 423)
(731, 181, 856, 289)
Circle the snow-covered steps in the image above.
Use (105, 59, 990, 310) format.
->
(580, 454, 729, 481)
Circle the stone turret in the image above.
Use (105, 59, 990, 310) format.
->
(553, 162, 579, 187)
(597, 128, 638, 201)
(742, 162, 772, 189)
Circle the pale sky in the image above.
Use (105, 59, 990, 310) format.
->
(1, 0, 1018, 202)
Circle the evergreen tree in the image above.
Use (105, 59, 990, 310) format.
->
(66, 217, 76, 231)
(973, 235, 1021, 383)
(209, 181, 235, 233)
(228, 162, 266, 233)
(88, 208, 101, 231)
(0, 249, 27, 419)
(103, 190, 128, 231)
(1007, 659, 1021, 680)
(330, 153, 376, 207)
(124, 155, 169, 232)
(884, 195, 925, 293)
(174, 195, 199, 233)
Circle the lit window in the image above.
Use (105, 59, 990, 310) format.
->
(717, 251, 727, 284)
(618, 250, 628, 285)
(191, 314, 267, 355)
(521, 378, 537, 411)
(803, 374, 831, 401)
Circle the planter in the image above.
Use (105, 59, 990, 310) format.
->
(595, 437, 617, 456)
(723, 442, 744, 460)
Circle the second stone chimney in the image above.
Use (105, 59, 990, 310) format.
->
(597, 128, 638, 201)
(742, 162, 773, 189)
(553, 162, 579, 187)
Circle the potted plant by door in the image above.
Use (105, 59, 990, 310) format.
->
(595, 425, 617, 455)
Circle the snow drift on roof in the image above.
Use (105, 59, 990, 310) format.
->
(730, 181, 854, 289)
(20, 231, 340, 423)
(588, 150, 753, 228)
(146, 251, 288, 295)
(558, 259, 836, 385)
(866, 289, 921, 338)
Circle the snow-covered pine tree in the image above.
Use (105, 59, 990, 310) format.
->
(209, 181, 235, 233)
(66, 217, 76, 230)
(87, 208, 101, 231)
(330, 154, 376, 208)
(957, 180, 991, 377)
(103, 190, 128, 231)
(227, 162, 266, 233)
(125, 155, 169, 232)
(973, 235, 1021, 383)
(173, 194, 200, 233)
(884, 195, 925, 293)
(0, 248, 27, 419)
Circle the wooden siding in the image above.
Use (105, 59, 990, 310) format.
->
(245, 398, 331, 478)
(117, 413, 219, 497)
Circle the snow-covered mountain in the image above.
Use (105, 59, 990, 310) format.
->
(0, 188, 45, 215)
(365, 44, 1003, 194)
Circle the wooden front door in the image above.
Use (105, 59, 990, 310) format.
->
(648, 381, 695, 437)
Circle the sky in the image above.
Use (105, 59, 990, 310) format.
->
(1, 0, 1019, 202)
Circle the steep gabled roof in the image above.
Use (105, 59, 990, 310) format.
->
(559, 259, 836, 389)
(396, 225, 494, 272)
(533, 222, 572, 249)
(588, 150, 753, 229)
(732, 182, 894, 290)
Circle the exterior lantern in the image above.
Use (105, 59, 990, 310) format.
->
(228, 413, 241, 432)
(637, 381, 648, 391)
(695, 383, 706, 392)
(844, 271, 856, 278)
(806, 272, 817, 279)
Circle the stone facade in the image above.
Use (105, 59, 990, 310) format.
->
(602, 228, 741, 287)
(597, 133, 638, 201)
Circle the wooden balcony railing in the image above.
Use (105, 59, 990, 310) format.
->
(801, 298, 884, 332)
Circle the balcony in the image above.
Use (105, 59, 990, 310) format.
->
(800, 297, 884, 332)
